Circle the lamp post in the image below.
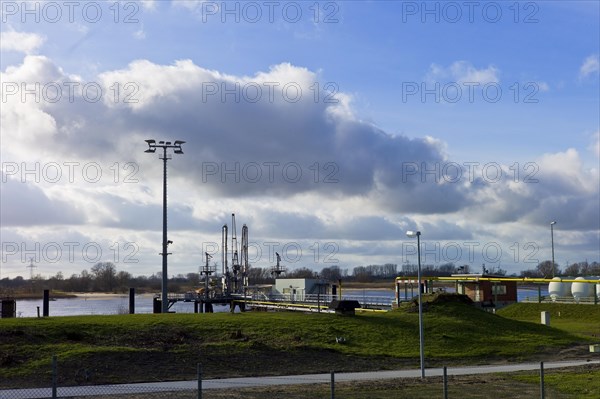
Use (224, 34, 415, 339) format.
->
(145, 139, 185, 313)
(406, 230, 424, 378)
(550, 221, 556, 278)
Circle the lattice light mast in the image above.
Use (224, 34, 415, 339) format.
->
(144, 139, 185, 313)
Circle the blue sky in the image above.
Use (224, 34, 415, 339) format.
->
(1, 1, 599, 278)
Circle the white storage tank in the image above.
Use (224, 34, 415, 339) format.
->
(571, 277, 592, 301)
(548, 277, 569, 301)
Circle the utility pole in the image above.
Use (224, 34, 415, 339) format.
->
(550, 221, 556, 278)
(26, 258, 37, 280)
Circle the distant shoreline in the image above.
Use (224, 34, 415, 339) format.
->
(75, 292, 156, 299)
(2, 292, 77, 300)
(3, 292, 158, 300)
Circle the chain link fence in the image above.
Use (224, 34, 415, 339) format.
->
(0, 358, 593, 399)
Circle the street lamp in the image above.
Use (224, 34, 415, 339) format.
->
(550, 221, 556, 278)
(145, 139, 185, 313)
(406, 230, 425, 378)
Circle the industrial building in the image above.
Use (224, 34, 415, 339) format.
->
(453, 273, 518, 307)
(272, 278, 331, 301)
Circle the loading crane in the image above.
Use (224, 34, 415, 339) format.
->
(231, 213, 241, 293)
(271, 252, 286, 277)
(221, 213, 250, 295)
(221, 223, 229, 294)
(241, 223, 249, 290)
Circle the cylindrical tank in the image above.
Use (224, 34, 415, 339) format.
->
(548, 277, 569, 301)
(571, 277, 592, 301)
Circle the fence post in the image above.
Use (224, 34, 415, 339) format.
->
(443, 366, 448, 399)
(540, 361, 545, 399)
(52, 355, 57, 399)
(129, 287, 135, 314)
(330, 370, 335, 399)
(197, 363, 202, 399)
(43, 290, 50, 317)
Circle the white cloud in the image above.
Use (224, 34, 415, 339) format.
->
(427, 61, 500, 84)
(537, 81, 550, 92)
(466, 148, 600, 231)
(536, 149, 596, 194)
(134, 26, 146, 40)
(0, 30, 46, 54)
(1, 56, 598, 277)
(0, 173, 86, 226)
(139, 0, 157, 10)
(580, 54, 599, 78)
(172, 0, 207, 11)
(590, 131, 600, 158)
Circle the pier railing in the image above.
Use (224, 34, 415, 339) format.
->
(520, 295, 598, 304)
(164, 292, 395, 310)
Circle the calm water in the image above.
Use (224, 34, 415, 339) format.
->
(12, 295, 230, 318)
(8, 287, 550, 318)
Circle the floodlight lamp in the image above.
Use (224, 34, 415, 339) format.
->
(145, 139, 156, 144)
(550, 221, 556, 225)
(174, 149, 183, 154)
(406, 230, 420, 238)
(144, 148, 156, 153)
(174, 140, 186, 145)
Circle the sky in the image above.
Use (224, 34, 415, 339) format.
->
(1, 0, 599, 279)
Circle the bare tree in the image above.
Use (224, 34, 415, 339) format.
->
(537, 260, 559, 278)
(563, 263, 580, 276)
(91, 262, 117, 292)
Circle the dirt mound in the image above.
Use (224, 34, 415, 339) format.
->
(430, 293, 473, 305)
(404, 293, 473, 313)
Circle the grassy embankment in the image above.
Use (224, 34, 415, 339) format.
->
(496, 303, 600, 398)
(498, 302, 600, 338)
(2, 296, 597, 390)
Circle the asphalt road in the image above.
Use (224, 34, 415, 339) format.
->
(1, 360, 598, 398)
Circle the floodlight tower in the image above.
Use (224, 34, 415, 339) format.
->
(144, 139, 185, 313)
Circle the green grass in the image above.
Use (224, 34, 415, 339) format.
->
(39, 366, 600, 399)
(511, 365, 600, 399)
(0, 300, 589, 388)
(497, 303, 600, 338)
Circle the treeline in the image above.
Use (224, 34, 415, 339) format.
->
(2, 260, 598, 294)
(0, 262, 201, 294)
(519, 260, 600, 278)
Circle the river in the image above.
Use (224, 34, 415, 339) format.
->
(7, 287, 550, 318)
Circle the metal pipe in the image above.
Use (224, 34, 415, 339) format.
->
(540, 361, 545, 399)
(396, 276, 600, 284)
(197, 363, 202, 399)
(330, 370, 335, 399)
(443, 366, 448, 399)
(52, 355, 57, 398)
